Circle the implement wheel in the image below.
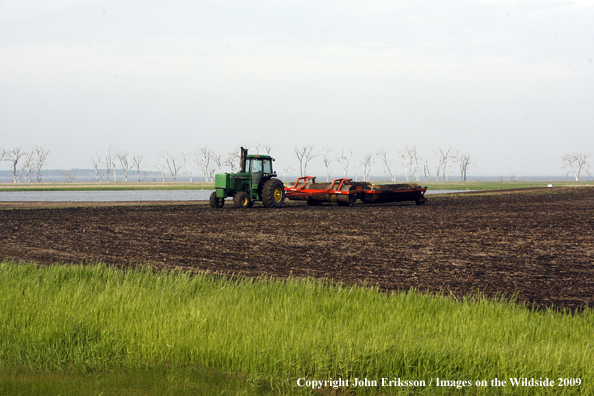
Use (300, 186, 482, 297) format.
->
(233, 192, 252, 209)
(336, 185, 357, 207)
(416, 196, 427, 205)
(209, 192, 224, 208)
(337, 198, 355, 207)
(262, 178, 285, 208)
(359, 187, 373, 204)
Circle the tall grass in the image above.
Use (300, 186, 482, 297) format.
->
(1, 261, 592, 394)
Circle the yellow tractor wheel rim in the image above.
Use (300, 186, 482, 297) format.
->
(273, 187, 283, 202)
(241, 196, 248, 206)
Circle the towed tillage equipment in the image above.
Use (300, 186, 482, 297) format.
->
(284, 176, 427, 206)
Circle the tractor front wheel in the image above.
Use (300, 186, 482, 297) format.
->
(262, 178, 285, 208)
(233, 191, 252, 208)
(209, 192, 224, 208)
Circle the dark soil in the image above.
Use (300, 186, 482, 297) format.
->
(2, 187, 593, 310)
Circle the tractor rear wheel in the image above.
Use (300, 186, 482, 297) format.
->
(233, 191, 252, 208)
(209, 192, 224, 208)
(262, 178, 285, 208)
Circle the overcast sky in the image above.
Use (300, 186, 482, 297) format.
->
(1, 0, 593, 178)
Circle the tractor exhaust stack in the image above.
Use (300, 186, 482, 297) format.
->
(239, 147, 249, 173)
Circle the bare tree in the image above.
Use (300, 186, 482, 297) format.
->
(294, 145, 317, 177)
(160, 151, 183, 182)
(254, 143, 272, 155)
(104, 148, 114, 182)
(322, 147, 333, 181)
(132, 154, 144, 182)
(398, 146, 414, 181)
(209, 151, 222, 181)
(0, 148, 4, 162)
(360, 153, 374, 182)
(562, 152, 591, 181)
(196, 146, 213, 182)
(180, 151, 193, 182)
(4, 146, 26, 183)
(224, 153, 238, 172)
(411, 146, 422, 181)
(335, 149, 353, 178)
(116, 151, 133, 182)
(434, 146, 452, 181)
(91, 154, 102, 183)
(20, 151, 35, 183)
(499, 174, 518, 182)
(445, 155, 457, 181)
(224, 153, 238, 173)
(376, 149, 396, 181)
(62, 170, 75, 183)
(354, 162, 363, 182)
(398, 145, 422, 181)
(224, 145, 244, 172)
(33, 145, 50, 183)
(151, 161, 166, 182)
(456, 151, 474, 181)
(422, 159, 431, 181)
(107, 147, 118, 182)
(282, 167, 294, 182)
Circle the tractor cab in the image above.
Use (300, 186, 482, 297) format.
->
(245, 155, 275, 189)
(211, 147, 284, 209)
(246, 156, 273, 175)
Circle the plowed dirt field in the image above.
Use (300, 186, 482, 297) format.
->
(2, 187, 593, 310)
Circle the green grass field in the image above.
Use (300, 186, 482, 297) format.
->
(1, 261, 591, 395)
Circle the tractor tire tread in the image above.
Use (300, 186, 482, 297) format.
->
(209, 191, 224, 208)
(262, 178, 285, 208)
(233, 191, 251, 209)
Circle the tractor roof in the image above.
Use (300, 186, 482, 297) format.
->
(246, 154, 273, 159)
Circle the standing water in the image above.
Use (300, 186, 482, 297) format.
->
(0, 190, 215, 202)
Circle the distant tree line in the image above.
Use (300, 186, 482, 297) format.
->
(92, 144, 590, 183)
(2, 144, 591, 183)
(0, 146, 50, 183)
(88, 143, 272, 183)
(292, 144, 474, 182)
(292, 146, 592, 183)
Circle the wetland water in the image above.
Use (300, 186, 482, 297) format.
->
(0, 189, 466, 202)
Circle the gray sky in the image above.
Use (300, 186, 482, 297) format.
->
(1, 0, 593, 177)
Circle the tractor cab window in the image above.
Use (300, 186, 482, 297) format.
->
(250, 159, 263, 173)
(247, 158, 272, 174)
(262, 159, 272, 174)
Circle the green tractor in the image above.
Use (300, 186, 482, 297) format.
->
(209, 147, 285, 209)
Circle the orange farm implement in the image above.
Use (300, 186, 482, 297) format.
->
(285, 177, 427, 206)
